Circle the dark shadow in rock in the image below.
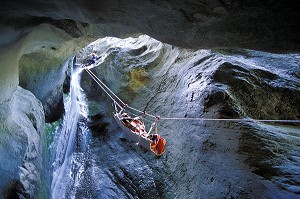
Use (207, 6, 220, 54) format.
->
(204, 89, 229, 108)
(239, 126, 283, 180)
(203, 89, 242, 118)
(211, 62, 300, 120)
(46, 95, 64, 123)
(3, 180, 29, 199)
(139, 145, 149, 153)
(219, 103, 241, 119)
(52, 19, 83, 38)
(202, 139, 217, 152)
(128, 45, 148, 56)
(63, 74, 70, 94)
(191, 54, 214, 68)
(88, 113, 110, 138)
(252, 68, 278, 80)
(119, 137, 128, 142)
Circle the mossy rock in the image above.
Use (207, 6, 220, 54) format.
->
(128, 68, 150, 92)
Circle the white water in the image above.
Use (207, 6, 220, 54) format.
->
(51, 65, 89, 199)
(47, 36, 300, 198)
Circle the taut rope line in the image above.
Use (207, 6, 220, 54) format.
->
(85, 68, 125, 106)
(160, 117, 300, 123)
(83, 66, 300, 124)
(84, 69, 123, 110)
(84, 68, 157, 119)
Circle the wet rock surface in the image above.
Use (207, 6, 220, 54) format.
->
(211, 60, 300, 120)
(0, 33, 299, 198)
(69, 36, 300, 198)
(0, 86, 44, 198)
(17, 24, 85, 122)
(0, 1, 299, 198)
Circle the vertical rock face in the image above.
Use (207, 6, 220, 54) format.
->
(17, 23, 94, 122)
(0, 44, 22, 103)
(0, 0, 299, 198)
(74, 36, 300, 198)
(0, 86, 44, 198)
(19, 54, 68, 123)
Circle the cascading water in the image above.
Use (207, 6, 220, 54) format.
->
(46, 36, 169, 198)
(45, 35, 300, 198)
(51, 64, 90, 198)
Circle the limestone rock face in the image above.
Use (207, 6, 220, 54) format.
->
(1, 0, 300, 116)
(0, 0, 299, 198)
(210, 60, 300, 120)
(16, 23, 95, 122)
(73, 36, 300, 198)
(0, 0, 298, 117)
(0, 86, 44, 198)
(1, 0, 300, 52)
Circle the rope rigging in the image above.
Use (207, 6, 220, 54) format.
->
(84, 69, 123, 110)
(159, 117, 300, 123)
(85, 69, 124, 103)
(84, 67, 157, 119)
(82, 66, 300, 124)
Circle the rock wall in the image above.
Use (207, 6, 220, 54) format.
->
(0, 0, 299, 117)
(0, 86, 44, 198)
(1, 0, 299, 117)
(17, 23, 97, 122)
(1, 0, 300, 52)
(0, 0, 299, 106)
(76, 36, 300, 198)
(0, 0, 299, 197)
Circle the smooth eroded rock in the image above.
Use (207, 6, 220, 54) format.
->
(0, 86, 44, 198)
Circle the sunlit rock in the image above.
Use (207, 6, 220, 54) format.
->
(75, 36, 300, 198)
(0, 0, 299, 197)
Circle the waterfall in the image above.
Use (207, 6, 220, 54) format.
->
(42, 36, 300, 199)
(50, 62, 90, 199)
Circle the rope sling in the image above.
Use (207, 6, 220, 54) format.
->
(83, 67, 300, 124)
